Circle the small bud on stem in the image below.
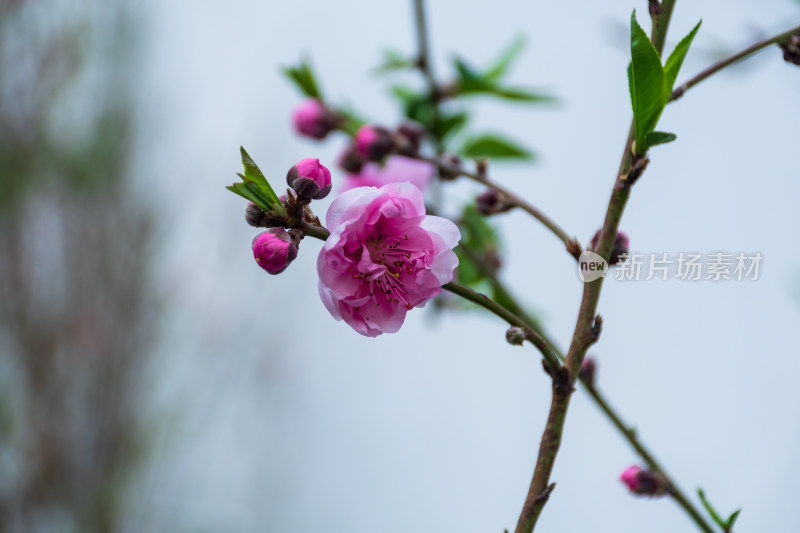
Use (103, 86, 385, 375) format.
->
(620, 466, 669, 497)
(590, 230, 629, 266)
(506, 326, 526, 346)
(476, 189, 515, 216)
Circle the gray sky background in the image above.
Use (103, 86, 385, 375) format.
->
(125, 0, 800, 531)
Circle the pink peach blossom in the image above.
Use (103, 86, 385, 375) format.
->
(317, 182, 460, 337)
(340, 155, 435, 193)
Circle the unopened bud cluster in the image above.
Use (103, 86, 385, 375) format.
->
(246, 158, 334, 276)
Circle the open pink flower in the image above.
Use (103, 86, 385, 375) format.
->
(340, 155, 435, 193)
(317, 182, 460, 337)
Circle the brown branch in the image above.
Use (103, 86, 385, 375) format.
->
(514, 3, 680, 531)
(408, 153, 581, 259)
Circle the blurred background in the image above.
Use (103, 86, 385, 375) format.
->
(0, 0, 798, 531)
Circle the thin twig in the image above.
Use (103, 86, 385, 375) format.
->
(514, 3, 681, 532)
(457, 249, 715, 532)
(670, 23, 800, 102)
(413, 0, 442, 156)
(442, 282, 560, 373)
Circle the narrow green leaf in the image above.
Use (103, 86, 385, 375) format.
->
(726, 508, 742, 529)
(644, 131, 677, 147)
(240, 147, 280, 206)
(484, 87, 556, 103)
(454, 57, 482, 83)
(664, 20, 702, 92)
(390, 85, 418, 103)
(460, 134, 533, 160)
(374, 49, 414, 73)
(462, 204, 499, 249)
(455, 74, 555, 104)
(698, 489, 727, 529)
(226, 183, 270, 211)
(337, 108, 367, 136)
(455, 204, 501, 287)
(244, 180, 271, 205)
(282, 58, 322, 99)
(485, 36, 526, 80)
(436, 113, 468, 141)
(629, 10, 669, 153)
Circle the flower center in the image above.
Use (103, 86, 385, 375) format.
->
(351, 234, 417, 310)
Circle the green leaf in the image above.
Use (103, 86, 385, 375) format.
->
(454, 57, 483, 84)
(460, 134, 533, 160)
(282, 58, 323, 99)
(644, 131, 677, 147)
(726, 508, 742, 529)
(436, 112, 468, 141)
(391, 85, 436, 131)
(698, 489, 727, 529)
(483, 87, 555, 103)
(338, 107, 367, 136)
(664, 20, 702, 92)
(240, 147, 280, 206)
(226, 183, 270, 211)
(454, 55, 555, 104)
(485, 36, 526, 80)
(455, 204, 501, 287)
(462, 204, 498, 249)
(629, 10, 669, 154)
(374, 49, 415, 73)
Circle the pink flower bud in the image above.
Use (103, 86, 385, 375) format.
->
(620, 466, 642, 491)
(355, 124, 393, 161)
(252, 228, 298, 275)
(590, 229, 629, 266)
(620, 465, 669, 496)
(292, 99, 336, 139)
(286, 158, 332, 200)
